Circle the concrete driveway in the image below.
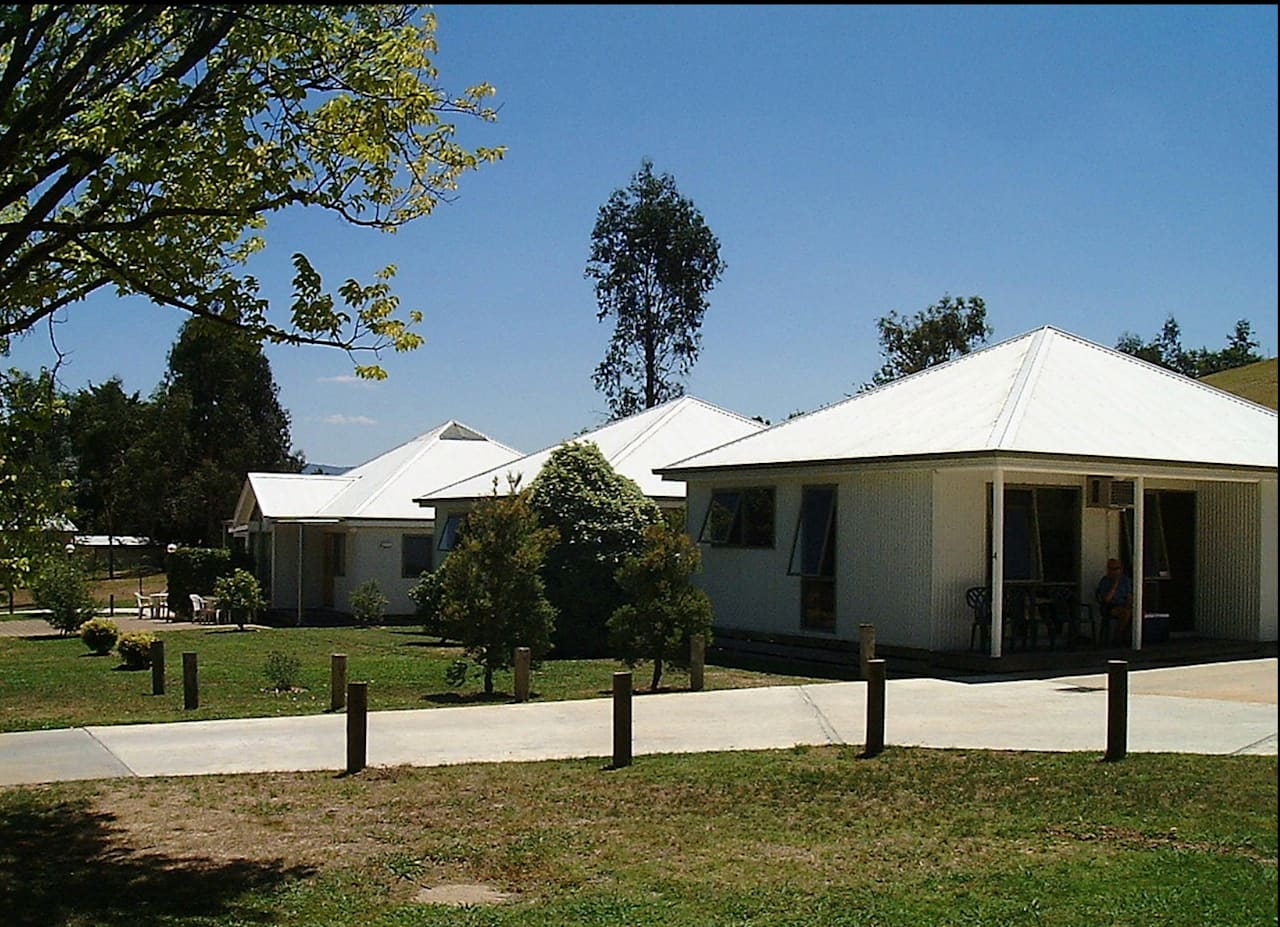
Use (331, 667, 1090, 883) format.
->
(0, 658, 1273, 787)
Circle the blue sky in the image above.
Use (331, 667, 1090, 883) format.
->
(6, 5, 1277, 468)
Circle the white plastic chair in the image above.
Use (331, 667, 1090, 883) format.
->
(135, 592, 151, 618)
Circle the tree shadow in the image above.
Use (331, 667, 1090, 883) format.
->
(418, 691, 513, 706)
(0, 793, 315, 927)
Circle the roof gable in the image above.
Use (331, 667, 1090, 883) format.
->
(415, 396, 765, 504)
(236, 421, 522, 523)
(661, 327, 1278, 474)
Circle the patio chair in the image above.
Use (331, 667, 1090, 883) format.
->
(135, 592, 151, 618)
(1003, 586, 1032, 652)
(966, 586, 991, 651)
(189, 593, 215, 624)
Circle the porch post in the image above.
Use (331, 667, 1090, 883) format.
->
(991, 466, 1005, 658)
(1132, 477, 1144, 650)
(296, 524, 304, 627)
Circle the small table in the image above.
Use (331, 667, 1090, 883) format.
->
(149, 592, 169, 620)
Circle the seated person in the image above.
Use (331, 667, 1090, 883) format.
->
(1095, 558, 1132, 645)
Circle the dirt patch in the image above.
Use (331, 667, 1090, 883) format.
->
(415, 883, 515, 906)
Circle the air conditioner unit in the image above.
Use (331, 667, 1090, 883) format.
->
(1086, 476, 1135, 509)
(1109, 479, 1135, 508)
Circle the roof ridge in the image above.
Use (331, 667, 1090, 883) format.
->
(988, 327, 1052, 447)
(608, 398, 689, 468)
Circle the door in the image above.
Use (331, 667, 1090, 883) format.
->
(322, 532, 345, 608)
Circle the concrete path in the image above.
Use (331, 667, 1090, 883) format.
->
(1, 658, 1273, 787)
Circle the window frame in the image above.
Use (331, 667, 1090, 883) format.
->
(987, 484, 1080, 586)
(788, 485, 837, 578)
(791, 485, 838, 632)
(696, 486, 775, 548)
(437, 513, 465, 552)
(401, 533, 433, 578)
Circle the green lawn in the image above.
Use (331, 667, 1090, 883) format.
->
(0, 747, 1274, 926)
(0, 625, 820, 733)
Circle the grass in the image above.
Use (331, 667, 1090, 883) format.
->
(0, 747, 1274, 926)
(0, 625, 822, 733)
(1200, 356, 1278, 410)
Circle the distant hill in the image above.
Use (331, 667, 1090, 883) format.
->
(1199, 357, 1278, 411)
(302, 463, 352, 475)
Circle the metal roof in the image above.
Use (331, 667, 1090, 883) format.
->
(414, 396, 765, 505)
(237, 421, 523, 523)
(659, 327, 1278, 475)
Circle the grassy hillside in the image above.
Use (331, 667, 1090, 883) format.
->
(1200, 357, 1278, 410)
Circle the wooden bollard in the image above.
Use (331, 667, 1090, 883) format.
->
(346, 681, 368, 774)
(859, 624, 876, 679)
(612, 671, 632, 768)
(150, 639, 165, 695)
(182, 651, 198, 710)
(1105, 659, 1128, 762)
(330, 653, 347, 711)
(109, 593, 115, 617)
(514, 647, 531, 702)
(689, 634, 706, 691)
(864, 658, 886, 757)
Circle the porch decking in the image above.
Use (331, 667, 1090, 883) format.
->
(710, 626, 1277, 681)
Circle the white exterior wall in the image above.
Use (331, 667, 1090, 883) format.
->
(931, 469, 989, 651)
(845, 469, 933, 647)
(1197, 481, 1263, 641)
(689, 469, 933, 648)
(268, 524, 299, 610)
(1261, 479, 1278, 642)
(686, 479, 800, 635)
(344, 524, 433, 616)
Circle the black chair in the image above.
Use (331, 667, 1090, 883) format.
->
(1002, 586, 1032, 652)
(1045, 586, 1086, 649)
(966, 586, 992, 651)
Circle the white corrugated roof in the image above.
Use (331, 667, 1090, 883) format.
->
(238, 421, 522, 523)
(415, 396, 765, 505)
(659, 327, 1278, 474)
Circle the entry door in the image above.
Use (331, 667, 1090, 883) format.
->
(322, 532, 346, 608)
(1122, 491, 1195, 632)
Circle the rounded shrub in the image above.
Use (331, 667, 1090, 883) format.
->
(117, 631, 157, 669)
(79, 617, 120, 655)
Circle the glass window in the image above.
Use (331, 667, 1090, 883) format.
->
(402, 534, 433, 578)
(990, 485, 1079, 584)
(789, 486, 836, 577)
(1122, 493, 1171, 579)
(697, 487, 775, 547)
(791, 486, 837, 631)
(437, 513, 464, 551)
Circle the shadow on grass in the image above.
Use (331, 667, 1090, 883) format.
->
(0, 793, 314, 927)
(418, 691, 513, 706)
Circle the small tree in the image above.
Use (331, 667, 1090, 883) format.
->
(349, 579, 388, 628)
(607, 521, 713, 691)
(213, 568, 265, 631)
(435, 479, 558, 695)
(31, 557, 96, 634)
(408, 570, 446, 641)
(528, 442, 661, 658)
